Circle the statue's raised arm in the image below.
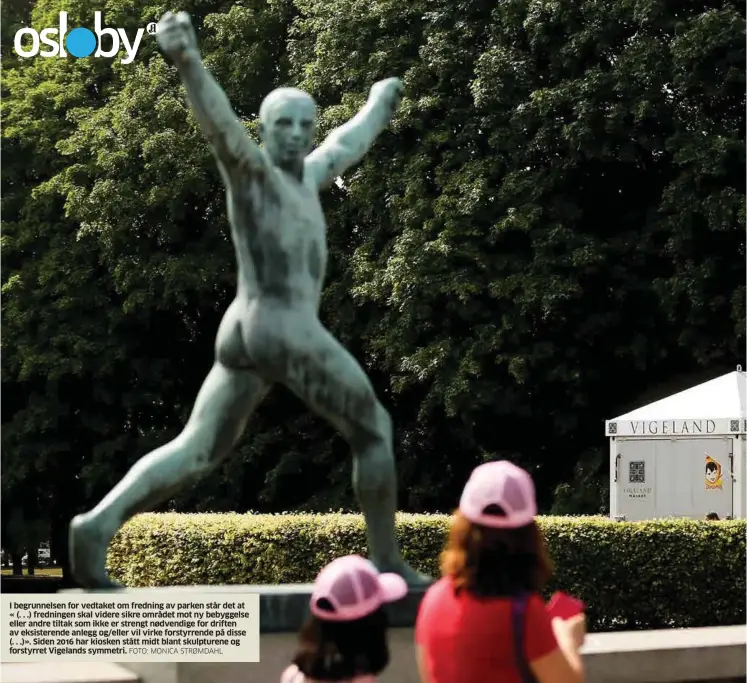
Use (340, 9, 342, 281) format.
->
(305, 77, 403, 190)
(156, 11, 265, 178)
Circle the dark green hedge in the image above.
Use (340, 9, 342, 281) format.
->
(107, 513, 746, 631)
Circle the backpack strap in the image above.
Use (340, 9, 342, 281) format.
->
(511, 593, 538, 683)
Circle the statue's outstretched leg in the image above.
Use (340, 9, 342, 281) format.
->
(69, 362, 269, 588)
(282, 324, 431, 587)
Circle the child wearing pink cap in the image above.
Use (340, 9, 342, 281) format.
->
(415, 461, 586, 683)
(281, 554, 408, 682)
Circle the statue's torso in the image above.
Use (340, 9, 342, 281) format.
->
(227, 163, 328, 308)
(214, 161, 330, 371)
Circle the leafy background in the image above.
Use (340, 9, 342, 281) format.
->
(1, 0, 744, 574)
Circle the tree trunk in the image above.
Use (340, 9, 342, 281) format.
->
(52, 514, 77, 587)
(27, 547, 36, 576)
(11, 553, 22, 576)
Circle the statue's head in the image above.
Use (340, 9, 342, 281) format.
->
(259, 87, 317, 170)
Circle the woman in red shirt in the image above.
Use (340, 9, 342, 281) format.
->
(415, 461, 585, 683)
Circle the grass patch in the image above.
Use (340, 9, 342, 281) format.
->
(1, 567, 63, 577)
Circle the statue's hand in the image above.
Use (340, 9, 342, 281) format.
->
(156, 11, 198, 62)
(369, 77, 403, 114)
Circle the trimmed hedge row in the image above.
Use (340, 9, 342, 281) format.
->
(107, 513, 746, 631)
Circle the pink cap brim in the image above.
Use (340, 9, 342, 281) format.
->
(462, 507, 536, 529)
(378, 572, 408, 603)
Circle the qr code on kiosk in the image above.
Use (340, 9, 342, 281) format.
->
(628, 460, 645, 483)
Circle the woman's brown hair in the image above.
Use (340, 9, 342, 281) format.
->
(441, 508, 553, 597)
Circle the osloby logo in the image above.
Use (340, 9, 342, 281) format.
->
(13, 12, 156, 65)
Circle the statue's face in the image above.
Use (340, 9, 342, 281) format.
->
(259, 92, 316, 169)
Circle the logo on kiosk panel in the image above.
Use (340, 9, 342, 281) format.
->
(705, 455, 723, 490)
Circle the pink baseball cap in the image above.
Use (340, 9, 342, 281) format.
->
(459, 460, 538, 528)
(309, 555, 408, 622)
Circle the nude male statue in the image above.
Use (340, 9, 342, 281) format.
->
(68, 10, 429, 588)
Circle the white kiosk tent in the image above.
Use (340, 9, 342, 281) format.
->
(606, 368, 746, 521)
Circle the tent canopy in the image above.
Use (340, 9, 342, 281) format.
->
(610, 369, 746, 422)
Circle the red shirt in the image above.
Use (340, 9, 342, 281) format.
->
(415, 577, 558, 683)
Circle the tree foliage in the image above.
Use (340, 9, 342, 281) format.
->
(289, 0, 745, 505)
(2, 0, 744, 561)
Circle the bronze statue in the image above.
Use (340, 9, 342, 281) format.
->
(69, 10, 429, 589)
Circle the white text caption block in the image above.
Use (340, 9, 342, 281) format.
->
(2, 593, 259, 662)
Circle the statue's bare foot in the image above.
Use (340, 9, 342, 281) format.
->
(69, 513, 122, 589)
(371, 558, 433, 588)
